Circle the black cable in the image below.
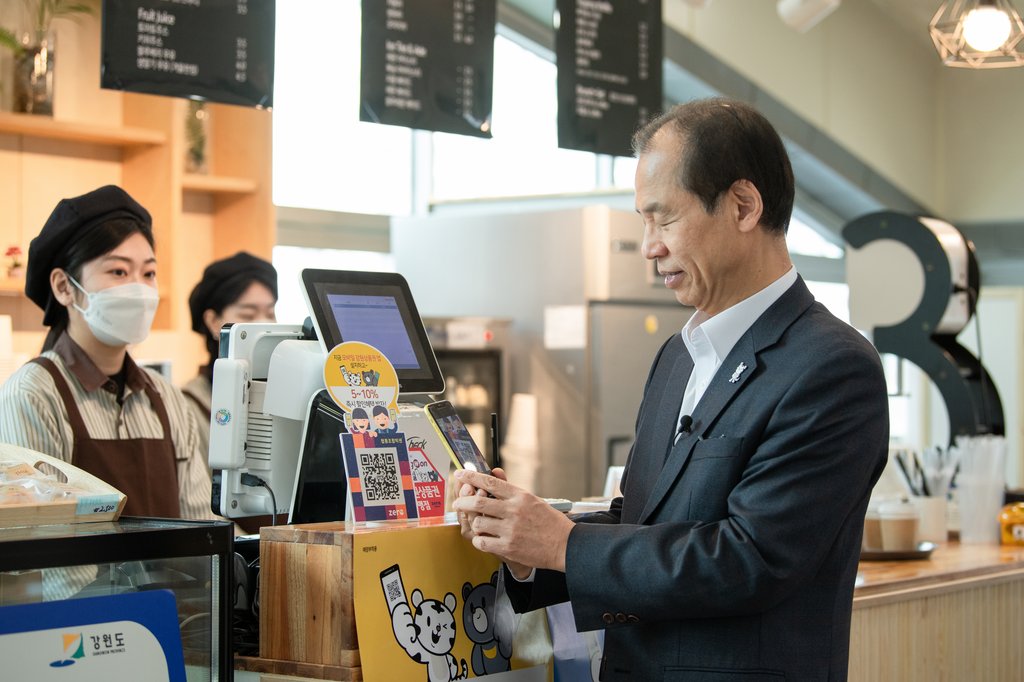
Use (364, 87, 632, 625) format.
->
(240, 473, 278, 525)
(967, 287, 992, 434)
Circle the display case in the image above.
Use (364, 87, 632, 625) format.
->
(435, 348, 503, 466)
(0, 517, 233, 681)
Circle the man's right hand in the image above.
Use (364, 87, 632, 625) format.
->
(454, 466, 533, 579)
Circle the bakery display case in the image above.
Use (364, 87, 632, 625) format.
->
(0, 517, 234, 681)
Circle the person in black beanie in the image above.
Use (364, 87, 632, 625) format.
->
(182, 252, 277, 460)
(0, 185, 215, 523)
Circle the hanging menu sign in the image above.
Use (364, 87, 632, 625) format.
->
(100, 0, 275, 108)
(555, 0, 662, 156)
(360, 0, 495, 138)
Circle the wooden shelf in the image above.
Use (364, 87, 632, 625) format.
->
(0, 278, 26, 296)
(0, 111, 166, 147)
(182, 173, 259, 195)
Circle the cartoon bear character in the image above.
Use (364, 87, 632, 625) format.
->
(462, 571, 513, 675)
(391, 588, 468, 682)
(362, 369, 381, 386)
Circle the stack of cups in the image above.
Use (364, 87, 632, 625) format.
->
(956, 435, 1007, 544)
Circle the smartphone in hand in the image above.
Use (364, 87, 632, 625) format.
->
(424, 400, 492, 475)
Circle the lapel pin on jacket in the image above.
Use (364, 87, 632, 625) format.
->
(729, 362, 748, 383)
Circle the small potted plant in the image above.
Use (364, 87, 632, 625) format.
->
(6, 245, 24, 279)
(0, 1, 96, 115)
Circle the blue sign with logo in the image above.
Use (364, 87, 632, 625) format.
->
(0, 590, 185, 681)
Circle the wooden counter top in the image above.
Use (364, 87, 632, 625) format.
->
(854, 541, 1024, 606)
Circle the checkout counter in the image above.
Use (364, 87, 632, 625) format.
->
(228, 528, 1024, 682)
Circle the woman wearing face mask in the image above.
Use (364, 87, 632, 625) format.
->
(0, 185, 214, 520)
(183, 252, 277, 458)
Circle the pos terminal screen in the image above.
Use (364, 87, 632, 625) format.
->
(326, 294, 419, 370)
(301, 269, 444, 395)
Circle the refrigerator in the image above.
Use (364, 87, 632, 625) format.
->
(429, 335, 508, 468)
(393, 206, 693, 499)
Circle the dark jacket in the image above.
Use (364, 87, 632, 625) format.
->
(508, 276, 889, 681)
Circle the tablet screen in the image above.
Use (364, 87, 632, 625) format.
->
(301, 269, 444, 395)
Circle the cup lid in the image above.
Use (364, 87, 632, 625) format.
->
(879, 498, 919, 519)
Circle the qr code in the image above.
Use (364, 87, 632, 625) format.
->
(384, 574, 404, 604)
(360, 450, 402, 504)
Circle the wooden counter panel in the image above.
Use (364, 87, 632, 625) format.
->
(854, 542, 1024, 601)
(850, 573, 1024, 681)
(260, 534, 359, 666)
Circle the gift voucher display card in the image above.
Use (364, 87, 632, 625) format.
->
(342, 432, 419, 523)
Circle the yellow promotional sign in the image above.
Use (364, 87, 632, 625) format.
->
(353, 523, 552, 681)
(323, 341, 400, 417)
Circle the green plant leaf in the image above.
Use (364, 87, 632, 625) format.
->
(21, 0, 96, 36)
(1, 1, 95, 51)
(0, 27, 23, 56)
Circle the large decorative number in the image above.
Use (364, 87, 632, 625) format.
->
(843, 211, 1003, 442)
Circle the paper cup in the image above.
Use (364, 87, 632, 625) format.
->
(911, 496, 948, 544)
(879, 499, 920, 551)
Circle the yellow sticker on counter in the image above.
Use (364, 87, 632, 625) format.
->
(324, 341, 400, 415)
(353, 523, 551, 681)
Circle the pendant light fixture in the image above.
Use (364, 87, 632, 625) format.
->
(929, 0, 1024, 68)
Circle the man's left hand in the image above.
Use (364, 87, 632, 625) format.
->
(451, 469, 574, 573)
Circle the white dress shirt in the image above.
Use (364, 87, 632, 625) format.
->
(676, 267, 798, 432)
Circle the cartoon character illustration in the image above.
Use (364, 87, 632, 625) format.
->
(383, 564, 468, 682)
(340, 364, 363, 386)
(462, 571, 513, 675)
(350, 408, 376, 435)
(362, 369, 381, 386)
(373, 405, 398, 434)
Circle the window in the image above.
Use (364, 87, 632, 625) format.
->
(788, 214, 844, 259)
(272, 245, 395, 324)
(273, 0, 413, 216)
(430, 33, 599, 202)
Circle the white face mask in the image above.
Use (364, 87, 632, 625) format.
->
(66, 273, 160, 347)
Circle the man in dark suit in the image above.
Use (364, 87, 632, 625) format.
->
(453, 98, 889, 681)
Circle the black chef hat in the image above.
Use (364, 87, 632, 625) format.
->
(26, 185, 152, 326)
(188, 252, 278, 335)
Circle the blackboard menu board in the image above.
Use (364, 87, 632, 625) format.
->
(555, 0, 662, 157)
(360, 0, 495, 138)
(101, 0, 275, 108)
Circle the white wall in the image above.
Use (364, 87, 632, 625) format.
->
(665, 0, 942, 213)
(663, 0, 1024, 225)
(941, 69, 1024, 223)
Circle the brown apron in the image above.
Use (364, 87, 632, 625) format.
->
(32, 358, 181, 518)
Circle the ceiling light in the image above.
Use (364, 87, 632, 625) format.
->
(930, 0, 1024, 68)
(777, 0, 841, 33)
(963, 4, 1013, 49)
